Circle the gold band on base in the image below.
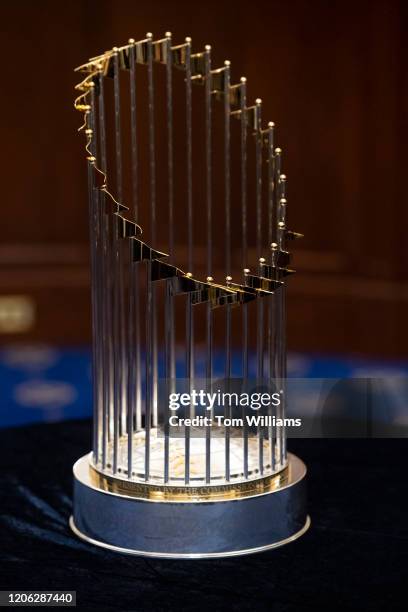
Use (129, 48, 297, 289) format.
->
(72, 453, 309, 556)
(89, 461, 289, 502)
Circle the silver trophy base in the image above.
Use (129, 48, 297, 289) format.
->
(70, 453, 309, 559)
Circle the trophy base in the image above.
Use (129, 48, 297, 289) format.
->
(70, 453, 309, 559)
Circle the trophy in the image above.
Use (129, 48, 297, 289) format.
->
(70, 32, 309, 558)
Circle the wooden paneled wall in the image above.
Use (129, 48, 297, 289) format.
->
(0, 0, 406, 357)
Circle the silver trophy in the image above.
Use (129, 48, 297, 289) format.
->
(70, 32, 309, 558)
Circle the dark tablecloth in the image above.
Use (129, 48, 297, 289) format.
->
(0, 421, 406, 611)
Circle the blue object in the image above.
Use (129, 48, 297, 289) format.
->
(1, 345, 408, 429)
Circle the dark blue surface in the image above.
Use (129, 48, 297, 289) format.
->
(0, 346, 92, 428)
(0, 421, 406, 610)
(1, 345, 408, 428)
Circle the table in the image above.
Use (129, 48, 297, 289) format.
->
(0, 421, 406, 610)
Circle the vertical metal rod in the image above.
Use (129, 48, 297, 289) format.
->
(88, 158, 99, 462)
(223, 62, 231, 481)
(87, 86, 100, 465)
(185, 37, 193, 484)
(114, 48, 130, 456)
(185, 291, 193, 484)
(127, 236, 135, 479)
(273, 148, 282, 465)
(255, 100, 264, 382)
(113, 51, 123, 204)
(242, 299, 249, 478)
(112, 49, 123, 473)
(166, 33, 174, 261)
(127, 39, 137, 479)
(113, 49, 127, 436)
(164, 281, 172, 483)
(273, 147, 282, 387)
(204, 45, 212, 484)
(278, 173, 287, 465)
(205, 46, 212, 278)
(267, 122, 276, 471)
(270, 243, 279, 471)
(94, 87, 104, 467)
(186, 39, 193, 274)
(167, 33, 176, 389)
(93, 78, 107, 471)
(147, 33, 158, 429)
(274, 150, 282, 241)
(267, 123, 276, 247)
(241, 78, 248, 270)
(255, 100, 264, 474)
(240, 77, 249, 478)
(206, 290, 213, 484)
(258, 266, 265, 476)
(129, 39, 142, 438)
(145, 32, 156, 479)
(129, 40, 138, 211)
(90, 84, 104, 466)
(145, 263, 152, 481)
(257, 290, 264, 379)
(97, 71, 110, 470)
(225, 279, 232, 482)
(255, 99, 263, 263)
(224, 64, 232, 277)
(164, 32, 174, 483)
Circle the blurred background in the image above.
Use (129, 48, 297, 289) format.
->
(0, 0, 407, 427)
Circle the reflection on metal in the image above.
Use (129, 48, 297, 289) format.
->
(71, 31, 307, 557)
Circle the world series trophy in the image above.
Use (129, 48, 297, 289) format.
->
(70, 32, 310, 558)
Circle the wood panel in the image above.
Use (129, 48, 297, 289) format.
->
(0, 0, 406, 357)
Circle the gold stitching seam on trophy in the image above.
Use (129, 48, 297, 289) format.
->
(73, 33, 301, 302)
